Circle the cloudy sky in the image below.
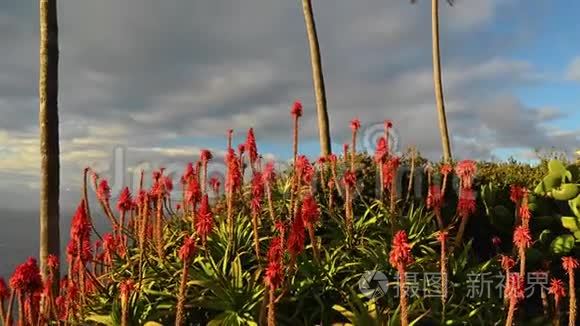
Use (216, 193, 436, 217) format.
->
(1, 0, 579, 217)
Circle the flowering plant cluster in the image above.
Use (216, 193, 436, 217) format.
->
(1, 101, 578, 326)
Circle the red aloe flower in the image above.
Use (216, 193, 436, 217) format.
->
(102, 233, 117, 265)
(116, 187, 133, 212)
(225, 148, 242, 194)
(182, 162, 194, 181)
(457, 188, 476, 219)
(437, 230, 448, 243)
(328, 154, 337, 164)
(237, 143, 246, 156)
(500, 255, 516, 271)
(455, 160, 477, 189)
(47, 254, 59, 270)
(97, 179, 111, 203)
(562, 256, 579, 273)
(389, 231, 414, 269)
(510, 185, 526, 204)
(549, 278, 566, 303)
(296, 155, 315, 185)
(562, 256, 579, 326)
(342, 170, 357, 189)
(10, 258, 43, 294)
(163, 175, 173, 194)
(350, 118, 361, 132)
(245, 128, 258, 168)
(384, 119, 393, 129)
(300, 195, 320, 226)
(264, 261, 284, 290)
(250, 172, 265, 215)
(513, 226, 532, 249)
(200, 149, 213, 165)
(196, 195, 214, 243)
(440, 164, 452, 176)
(389, 230, 413, 326)
(152, 170, 162, 181)
(426, 184, 442, 210)
(66, 237, 93, 264)
(287, 212, 306, 258)
(374, 137, 388, 163)
(179, 237, 197, 262)
(274, 221, 286, 235)
(291, 100, 303, 117)
(119, 279, 134, 326)
(267, 237, 284, 263)
(71, 200, 91, 242)
(69, 199, 93, 264)
(185, 176, 201, 206)
(382, 156, 400, 189)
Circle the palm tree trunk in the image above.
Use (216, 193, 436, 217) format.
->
(39, 0, 60, 281)
(431, 0, 452, 162)
(301, 0, 331, 156)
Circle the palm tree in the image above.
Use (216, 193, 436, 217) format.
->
(411, 0, 453, 162)
(301, 0, 332, 156)
(39, 0, 60, 279)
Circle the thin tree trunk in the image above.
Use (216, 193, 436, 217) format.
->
(39, 0, 60, 282)
(431, 0, 452, 162)
(301, 0, 331, 156)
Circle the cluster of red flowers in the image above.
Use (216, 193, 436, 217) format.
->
(225, 148, 243, 195)
(382, 156, 400, 190)
(179, 237, 197, 262)
(245, 128, 259, 170)
(287, 211, 306, 259)
(196, 195, 214, 244)
(9, 258, 42, 295)
(512, 225, 532, 249)
(68, 200, 92, 264)
(389, 231, 414, 270)
(251, 172, 265, 216)
(300, 195, 320, 227)
(426, 184, 442, 210)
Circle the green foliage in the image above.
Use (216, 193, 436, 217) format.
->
(26, 155, 580, 325)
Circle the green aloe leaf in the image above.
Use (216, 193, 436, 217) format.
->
(561, 216, 580, 232)
(550, 235, 575, 255)
(552, 184, 579, 201)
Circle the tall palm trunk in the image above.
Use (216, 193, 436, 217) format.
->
(431, 0, 452, 162)
(39, 0, 60, 280)
(301, 0, 331, 156)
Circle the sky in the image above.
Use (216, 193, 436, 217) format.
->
(0, 0, 579, 218)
